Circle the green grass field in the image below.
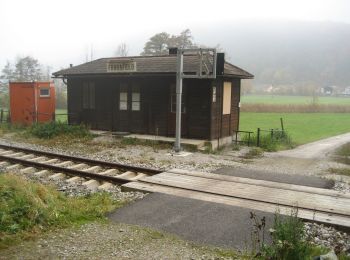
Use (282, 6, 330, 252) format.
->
(55, 109, 68, 122)
(241, 95, 350, 105)
(240, 112, 350, 145)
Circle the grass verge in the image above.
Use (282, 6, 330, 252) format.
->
(335, 143, 350, 157)
(328, 168, 350, 177)
(0, 174, 124, 249)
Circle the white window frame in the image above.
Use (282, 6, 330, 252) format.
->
(119, 84, 128, 111)
(212, 86, 216, 103)
(131, 86, 141, 111)
(39, 88, 50, 97)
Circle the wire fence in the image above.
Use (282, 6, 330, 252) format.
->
(232, 130, 254, 146)
(233, 118, 288, 148)
(0, 110, 71, 124)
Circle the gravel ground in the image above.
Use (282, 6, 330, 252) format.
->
(304, 223, 350, 254)
(0, 222, 238, 260)
(0, 134, 350, 258)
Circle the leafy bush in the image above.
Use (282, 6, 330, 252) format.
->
(28, 121, 91, 139)
(0, 174, 123, 248)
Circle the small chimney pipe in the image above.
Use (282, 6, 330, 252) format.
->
(168, 47, 178, 55)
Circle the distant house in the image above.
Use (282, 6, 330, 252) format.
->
(342, 87, 350, 96)
(53, 49, 253, 148)
(320, 86, 334, 96)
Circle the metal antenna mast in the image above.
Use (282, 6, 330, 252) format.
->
(174, 48, 217, 153)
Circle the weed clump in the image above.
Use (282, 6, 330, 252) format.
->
(250, 209, 311, 259)
(0, 174, 123, 248)
(243, 147, 264, 159)
(248, 209, 348, 260)
(261, 209, 311, 259)
(28, 121, 91, 139)
(242, 130, 295, 152)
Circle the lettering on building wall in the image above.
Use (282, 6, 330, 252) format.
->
(107, 60, 137, 73)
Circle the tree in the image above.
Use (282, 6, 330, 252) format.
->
(142, 32, 170, 56)
(115, 43, 129, 57)
(14, 56, 42, 81)
(0, 61, 15, 82)
(168, 29, 194, 49)
(1, 56, 44, 83)
(141, 29, 195, 56)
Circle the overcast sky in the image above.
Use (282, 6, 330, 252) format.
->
(0, 0, 349, 72)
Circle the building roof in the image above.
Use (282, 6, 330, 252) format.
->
(53, 55, 254, 79)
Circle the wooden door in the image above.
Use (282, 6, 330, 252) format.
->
(113, 82, 143, 133)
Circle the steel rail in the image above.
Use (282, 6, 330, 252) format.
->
(0, 144, 162, 175)
(0, 154, 131, 184)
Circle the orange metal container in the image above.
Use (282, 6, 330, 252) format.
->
(10, 81, 56, 125)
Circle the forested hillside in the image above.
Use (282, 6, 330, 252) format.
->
(195, 20, 350, 87)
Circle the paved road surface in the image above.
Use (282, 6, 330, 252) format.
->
(109, 193, 274, 249)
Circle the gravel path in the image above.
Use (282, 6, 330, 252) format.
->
(0, 222, 237, 260)
(274, 132, 350, 159)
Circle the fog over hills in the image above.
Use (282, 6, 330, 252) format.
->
(193, 20, 350, 87)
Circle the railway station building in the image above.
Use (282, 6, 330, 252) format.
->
(53, 49, 253, 148)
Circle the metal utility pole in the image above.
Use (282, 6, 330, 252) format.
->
(174, 50, 183, 153)
(173, 48, 217, 153)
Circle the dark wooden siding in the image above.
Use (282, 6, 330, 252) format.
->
(210, 78, 223, 140)
(67, 78, 82, 125)
(186, 79, 211, 139)
(66, 75, 235, 140)
(209, 77, 241, 139)
(231, 78, 241, 132)
(147, 78, 171, 136)
(95, 79, 113, 130)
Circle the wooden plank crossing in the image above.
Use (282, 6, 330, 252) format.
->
(122, 169, 350, 228)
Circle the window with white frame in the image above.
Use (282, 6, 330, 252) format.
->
(82, 82, 95, 109)
(131, 85, 140, 111)
(119, 84, 128, 110)
(212, 86, 216, 102)
(40, 88, 50, 97)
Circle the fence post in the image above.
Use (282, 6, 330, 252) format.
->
(247, 132, 251, 147)
(257, 128, 260, 147)
(52, 112, 56, 122)
(0, 109, 3, 123)
(235, 131, 238, 144)
(280, 118, 284, 131)
(271, 129, 274, 139)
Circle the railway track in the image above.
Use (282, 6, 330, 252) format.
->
(0, 144, 162, 190)
(1, 143, 350, 229)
